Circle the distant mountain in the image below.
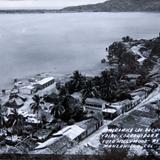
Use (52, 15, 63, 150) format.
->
(59, 0, 160, 12)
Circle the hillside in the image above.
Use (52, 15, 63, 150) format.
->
(59, 0, 160, 12)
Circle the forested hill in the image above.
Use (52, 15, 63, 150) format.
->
(59, 0, 160, 12)
(1, 0, 160, 14)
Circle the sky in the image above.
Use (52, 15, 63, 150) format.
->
(0, 0, 106, 9)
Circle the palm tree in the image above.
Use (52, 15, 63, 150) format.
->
(122, 36, 133, 42)
(59, 86, 67, 96)
(100, 70, 119, 103)
(81, 80, 100, 100)
(70, 70, 85, 92)
(72, 70, 82, 81)
(71, 105, 85, 121)
(9, 109, 25, 136)
(30, 95, 43, 115)
(51, 103, 65, 119)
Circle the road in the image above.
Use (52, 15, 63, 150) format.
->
(66, 86, 160, 155)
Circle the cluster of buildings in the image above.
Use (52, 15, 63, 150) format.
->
(0, 75, 105, 154)
(0, 71, 158, 155)
(14, 113, 103, 154)
(108, 104, 158, 129)
(18, 77, 55, 95)
(84, 82, 158, 120)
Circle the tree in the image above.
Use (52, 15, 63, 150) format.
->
(67, 70, 85, 93)
(51, 103, 65, 119)
(81, 80, 100, 100)
(30, 95, 43, 115)
(99, 70, 119, 103)
(122, 36, 133, 42)
(59, 86, 67, 96)
(71, 106, 85, 121)
(0, 105, 5, 128)
(8, 109, 25, 136)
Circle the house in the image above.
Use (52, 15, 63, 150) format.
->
(102, 104, 117, 120)
(34, 125, 85, 154)
(33, 128, 56, 142)
(145, 82, 158, 91)
(4, 97, 24, 109)
(15, 137, 38, 154)
(36, 77, 55, 90)
(19, 85, 37, 95)
(124, 74, 141, 80)
(85, 98, 107, 111)
(34, 113, 103, 154)
(34, 136, 73, 155)
(78, 113, 103, 138)
(132, 89, 147, 100)
(106, 99, 131, 115)
(53, 124, 86, 143)
(132, 95, 141, 106)
(47, 136, 72, 154)
(10, 88, 19, 96)
(108, 104, 157, 129)
(137, 86, 152, 95)
(24, 114, 41, 127)
(19, 77, 55, 95)
(122, 74, 141, 85)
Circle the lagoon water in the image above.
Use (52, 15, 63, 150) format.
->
(0, 12, 160, 89)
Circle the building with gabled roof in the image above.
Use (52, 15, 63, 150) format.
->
(4, 97, 24, 109)
(37, 77, 55, 90)
(85, 98, 107, 111)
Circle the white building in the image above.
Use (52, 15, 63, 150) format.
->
(85, 98, 107, 111)
(19, 77, 55, 95)
(85, 98, 118, 119)
(102, 107, 117, 119)
(37, 77, 55, 90)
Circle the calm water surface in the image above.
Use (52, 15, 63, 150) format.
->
(0, 12, 160, 89)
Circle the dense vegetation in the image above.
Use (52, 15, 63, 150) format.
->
(58, 35, 160, 103)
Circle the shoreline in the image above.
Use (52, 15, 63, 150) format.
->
(0, 62, 107, 93)
(0, 10, 160, 14)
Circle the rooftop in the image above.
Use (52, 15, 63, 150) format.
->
(53, 125, 85, 140)
(36, 124, 85, 150)
(108, 105, 157, 128)
(21, 85, 35, 90)
(37, 77, 54, 86)
(102, 108, 117, 114)
(110, 99, 131, 110)
(125, 74, 141, 79)
(85, 98, 106, 105)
